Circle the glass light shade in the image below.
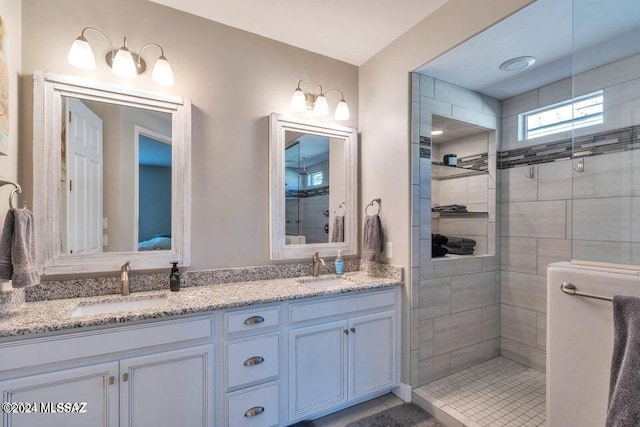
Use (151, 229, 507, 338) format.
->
(334, 99, 350, 121)
(152, 56, 174, 86)
(111, 47, 137, 78)
(68, 37, 96, 70)
(290, 88, 307, 111)
(313, 94, 329, 116)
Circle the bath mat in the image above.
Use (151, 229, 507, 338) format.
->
(345, 403, 443, 427)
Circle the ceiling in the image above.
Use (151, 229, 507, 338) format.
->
(431, 115, 490, 144)
(416, 0, 640, 99)
(148, 0, 447, 65)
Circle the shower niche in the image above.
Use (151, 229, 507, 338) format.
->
(429, 115, 497, 258)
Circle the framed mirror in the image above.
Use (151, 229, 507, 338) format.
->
(33, 71, 191, 274)
(269, 113, 357, 260)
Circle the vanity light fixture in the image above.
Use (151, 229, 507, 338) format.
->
(290, 80, 350, 121)
(68, 27, 175, 86)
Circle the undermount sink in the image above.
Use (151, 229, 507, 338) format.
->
(71, 294, 169, 317)
(297, 276, 354, 289)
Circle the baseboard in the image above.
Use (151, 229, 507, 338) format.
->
(392, 383, 412, 402)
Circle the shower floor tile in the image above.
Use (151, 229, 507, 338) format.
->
(414, 357, 546, 427)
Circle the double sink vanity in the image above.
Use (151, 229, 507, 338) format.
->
(0, 270, 401, 427)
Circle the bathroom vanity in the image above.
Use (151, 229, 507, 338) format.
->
(0, 274, 401, 427)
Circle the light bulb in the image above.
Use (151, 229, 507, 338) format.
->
(313, 94, 329, 116)
(290, 88, 307, 111)
(334, 99, 350, 120)
(111, 47, 137, 78)
(68, 36, 96, 70)
(152, 55, 174, 86)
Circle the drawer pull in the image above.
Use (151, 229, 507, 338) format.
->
(351, 327, 356, 333)
(244, 406, 265, 417)
(244, 316, 265, 325)
(244, 356, 265, 366)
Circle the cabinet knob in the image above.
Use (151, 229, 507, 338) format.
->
(122, 373, 129, 382)
(244, 316, 265, 325)
(351, 327, 356, 333)
(244, 406, 265, 417)
(244, 356, 265, 366)
(344, 329, 349, 335)
(108, 376, 115, 385)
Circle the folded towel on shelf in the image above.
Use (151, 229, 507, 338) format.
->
(432, 234, 448, 246)
(331, 215, 344, 243)
(443, 245, 474, 255)
(607, 295, 640, 427)
(445, 236, 477, 248)
(432, 204, 468, 213)
(0, 209, 40, 288)
(432, 243, 448, 258)
(363, 214, 384, 262)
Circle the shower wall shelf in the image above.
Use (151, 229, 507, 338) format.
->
(432, 163, 488, 181)
(431, 211, 488, 219)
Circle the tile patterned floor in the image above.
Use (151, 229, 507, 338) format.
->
(415, 357, 546, 427)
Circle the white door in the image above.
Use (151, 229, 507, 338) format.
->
(119, 345, 214, 427)
(66, 97, 103, 254)
(0, 362, 118, 427)
(348, 311, 397, 399)
(288, 321, 348, 422)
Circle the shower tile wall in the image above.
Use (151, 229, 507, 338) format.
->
(498, 52, 640, 371)
(410, 73, 501, 387)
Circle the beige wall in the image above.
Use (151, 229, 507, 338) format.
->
(20, 0, 358, 269)
(358, 0, 534, 384)
(0, 0, 20, 214)
(0, 0, 20, 291)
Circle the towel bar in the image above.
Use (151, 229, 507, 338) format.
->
(560, 282, 613, 302)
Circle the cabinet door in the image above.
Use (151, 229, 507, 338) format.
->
(0, 362, 118, 427)
(288, 320, 348, 422)
(348, 310, 397, 399)
(120, 345, 214, 427)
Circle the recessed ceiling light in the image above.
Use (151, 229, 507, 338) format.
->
(499, 56, 536, 72)
(431, 130, 443, 135)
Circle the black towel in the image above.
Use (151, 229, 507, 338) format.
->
(607, 295, 640, 426)
(432, 234, 448, 245)
(445, 236, 476, 248)
(443, 245, 474, 255)
(432, 244, 448, 258)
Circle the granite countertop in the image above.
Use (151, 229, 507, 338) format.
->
(0, 272, 401, 339)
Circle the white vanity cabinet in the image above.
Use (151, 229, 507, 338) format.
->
(119, 345, 213, 427)
(0, 362, 119, 427)
(0, 316, 215, 427)
(287, 289, 400, 423)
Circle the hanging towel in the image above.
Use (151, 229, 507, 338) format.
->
(363, 214, 384, 262)
(606, 295, 640, 427)
(331, 215, 344, 243)
(0, 209, 40, 288)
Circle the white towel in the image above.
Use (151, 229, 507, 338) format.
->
(0, 209, 40, 288)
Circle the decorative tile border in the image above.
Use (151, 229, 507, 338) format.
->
(285, 185, 330, 199)
(20, 259, 403, 302)
(499, 125, 639, 169)
(432, 153, 488, 171)
(419, 136, 431, 159)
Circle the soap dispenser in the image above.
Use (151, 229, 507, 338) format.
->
(169, 262, 181, 292)
(335, 250, 344, 275)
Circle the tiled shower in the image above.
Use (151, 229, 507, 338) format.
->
(409, 34, 640, 425)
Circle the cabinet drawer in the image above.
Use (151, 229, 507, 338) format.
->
(289, 289, 396, 324)
(225, 307, 280, 335)
(226, 382, 279, 427)
(0, 316, 213, 373)
(226, 333, 279, 389)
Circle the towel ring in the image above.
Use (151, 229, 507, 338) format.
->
(0, 176, 26, 209)
(365, 198, 381, 215)
(334, 201, 346, 215)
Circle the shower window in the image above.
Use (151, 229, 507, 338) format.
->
(307, 171, 323, 187)
(519, 90, 603, 140)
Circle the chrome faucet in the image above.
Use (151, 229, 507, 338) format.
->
(312, 252, 325, 277)
(120, 262, 131, 296)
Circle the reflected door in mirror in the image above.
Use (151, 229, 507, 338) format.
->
(60, 96, 172, 254)
(284, 131, 345, 245)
